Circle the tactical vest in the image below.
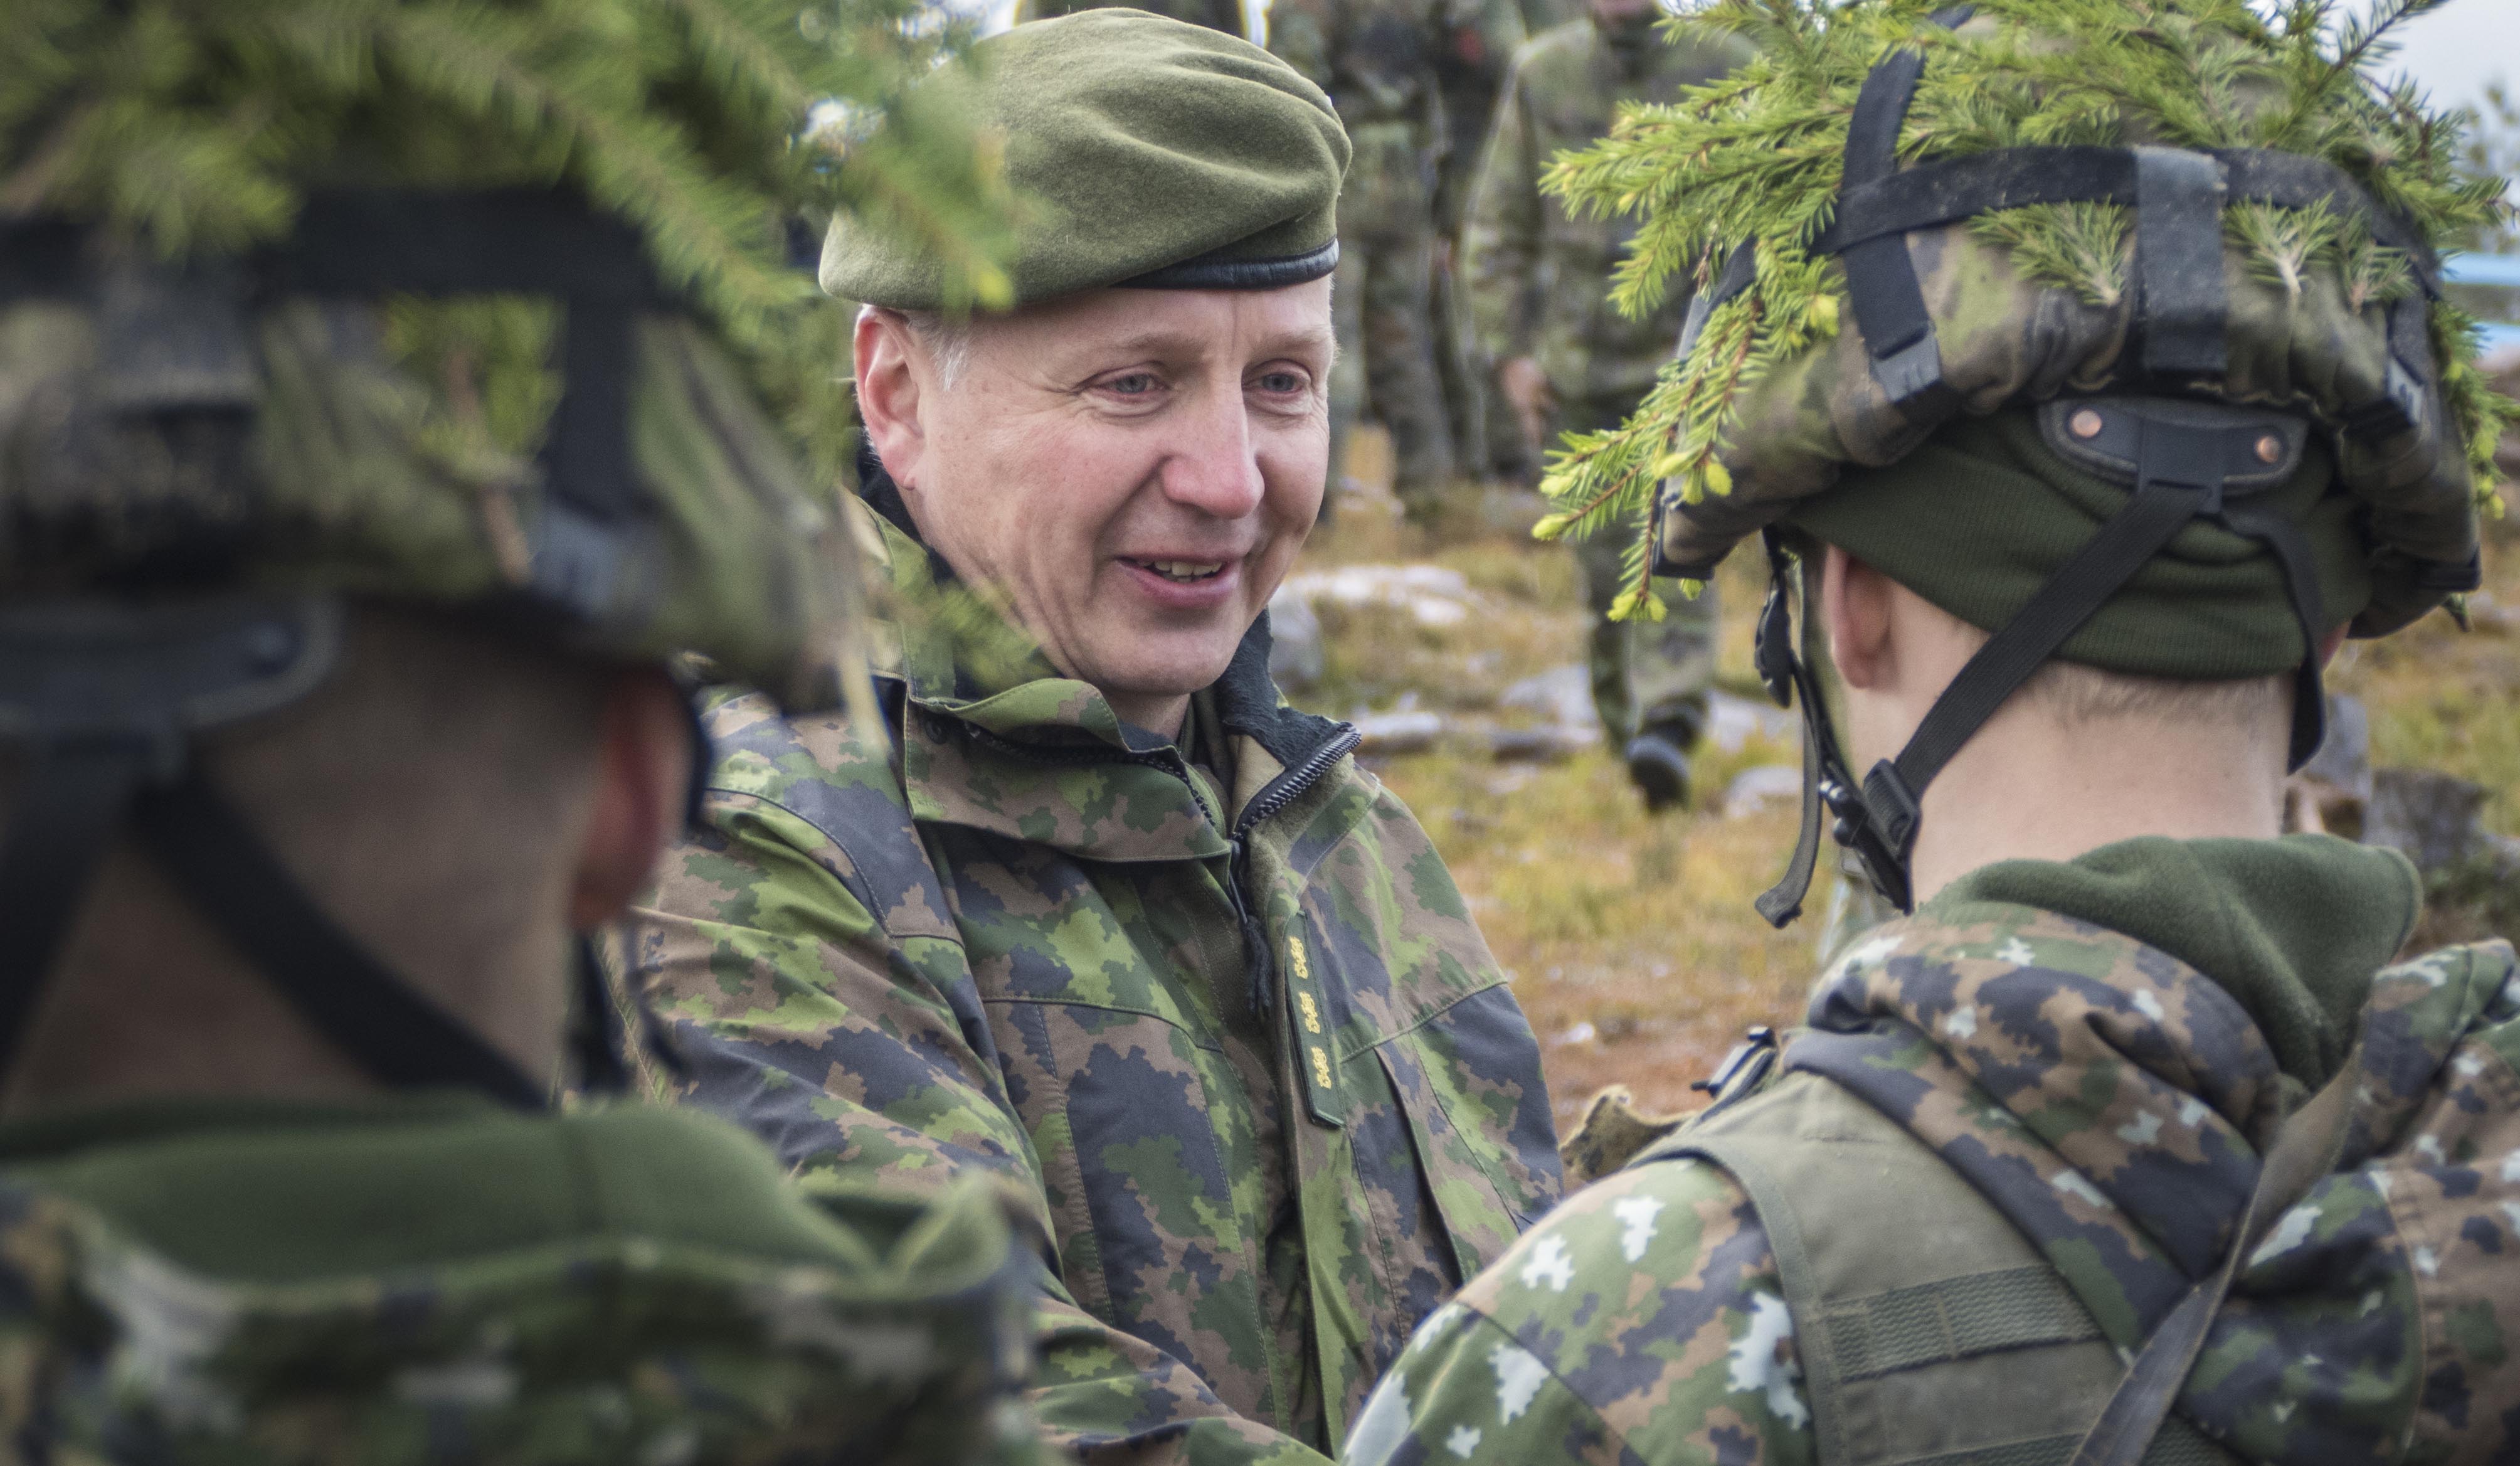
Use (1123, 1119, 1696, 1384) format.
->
(1646, 1071, 2240, 1466)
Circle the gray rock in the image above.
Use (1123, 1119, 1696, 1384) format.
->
(1266, 593, 1325, 690)
(1489, 724, 1594, 762)
(1500, 664, 1597, 732)
(1722, 763, 1805, 819)
(2297, 692, 2373, 802)
(2365, 767, 2493, 872)
(1352, 709, 1446, 755)
(1707, 690, 1797, 753)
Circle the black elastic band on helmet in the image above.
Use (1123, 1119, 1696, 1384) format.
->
(0, 597, 608, 1108)
(0, 744, 156, 1063)
(131, 779, 548, 1108)
(1755, 398, 2332, 921)
(1752, 533, 1864, 929)
(1833, 4, 1976, 414)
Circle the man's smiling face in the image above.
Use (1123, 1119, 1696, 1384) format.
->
(856, 280, 1334, 735)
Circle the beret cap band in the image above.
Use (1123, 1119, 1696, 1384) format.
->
(1118, 240, 1340, 290)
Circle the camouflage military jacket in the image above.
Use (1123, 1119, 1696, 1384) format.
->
(620, 494, 1560, 1463)
(1347, 836, 2520, 1465)
(0, 1095, 1040, 1464)
(1461, 19, 1748, 400)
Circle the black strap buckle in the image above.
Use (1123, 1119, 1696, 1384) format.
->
(0, 598, 345, 1078)
(1691, 1025, 1779, 1101)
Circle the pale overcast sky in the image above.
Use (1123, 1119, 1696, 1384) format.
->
(2380, 2, 2518, 114)
(966, 0, 2518, 106)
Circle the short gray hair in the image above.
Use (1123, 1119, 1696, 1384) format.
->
(892, 307, 975, 389)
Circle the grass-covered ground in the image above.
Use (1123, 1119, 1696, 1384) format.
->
(1290, 438, 2520, 1129)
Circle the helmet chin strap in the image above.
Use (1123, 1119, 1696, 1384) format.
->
(0, 597, 632, 1105)
(1753, 396, 2336, 925)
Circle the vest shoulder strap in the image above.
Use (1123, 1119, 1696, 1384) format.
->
(1646, 1069, 2241, 1466)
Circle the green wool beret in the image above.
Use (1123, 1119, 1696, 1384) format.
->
(822, 8, 1350, 310)
(1787, 409, 2374, 682)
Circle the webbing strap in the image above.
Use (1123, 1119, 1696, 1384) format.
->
(134, 779, 549, 1108)
(2133, 149, 2230, 378)
(1905, 1418, 2229, 1466)
(1753, 534, 1855, 929)
(1825, 1265, 2100, 1381)
(571, 937, 632, 1095)
(0, 743, 154, 1076)
(2215, 504, 2329, 768)
(1813, 147, 2441, 294)
(1865, 463, 2212, 878)
(2065, 1061, 2358, 1466)
(1835, 6, 1976, 412)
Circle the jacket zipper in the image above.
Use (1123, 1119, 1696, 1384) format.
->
(1227, 725, 1362, 1021)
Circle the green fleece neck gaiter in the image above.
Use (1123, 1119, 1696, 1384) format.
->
(1930, 834, 2421, 1088)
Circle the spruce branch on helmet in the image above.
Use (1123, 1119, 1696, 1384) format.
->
(1527, 0, 2516, 922)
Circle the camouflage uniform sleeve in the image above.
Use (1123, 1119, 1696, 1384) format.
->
(622, 794, 1332, 1466)
(1338, 1160, 1818, 1466)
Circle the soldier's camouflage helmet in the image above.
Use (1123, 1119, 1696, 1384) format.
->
(1538, 0, 2512, 918)
(0, 15, 896, 1107)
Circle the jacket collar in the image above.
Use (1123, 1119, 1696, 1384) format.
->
(1782, 836, 2423, 1336)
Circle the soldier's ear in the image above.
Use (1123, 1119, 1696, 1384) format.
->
(1819, 543, 1897, 693)
(854, 307, 928, 491)
(568, 669, 695, 932)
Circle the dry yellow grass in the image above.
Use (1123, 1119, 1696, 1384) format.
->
(1291, 437, 2520, 1130)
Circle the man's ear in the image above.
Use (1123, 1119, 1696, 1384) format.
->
(2318, 624, 2350, 667)
(567, 669, 695, 931)
(854, 306, 926, 490)
(1819, 543, 1898, 692)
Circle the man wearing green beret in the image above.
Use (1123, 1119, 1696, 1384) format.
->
(617, 12, 1561, 1463)
(1348, 1, 2520, 1462)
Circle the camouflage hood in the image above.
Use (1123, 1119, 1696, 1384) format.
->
(1776, 858, 2520, 1461)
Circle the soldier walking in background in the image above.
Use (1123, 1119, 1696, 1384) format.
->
(1429, 0, 1528, 485)
(1271, 0, 1463, 516)
(1463, 0, 1746, 809)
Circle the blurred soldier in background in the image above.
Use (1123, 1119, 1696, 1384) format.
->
(1463, 0, 1746, 809)
(1271, 0, 1463, 516)
(1428, 0, 1528, 485)
(0, 6, 1037, 1462)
